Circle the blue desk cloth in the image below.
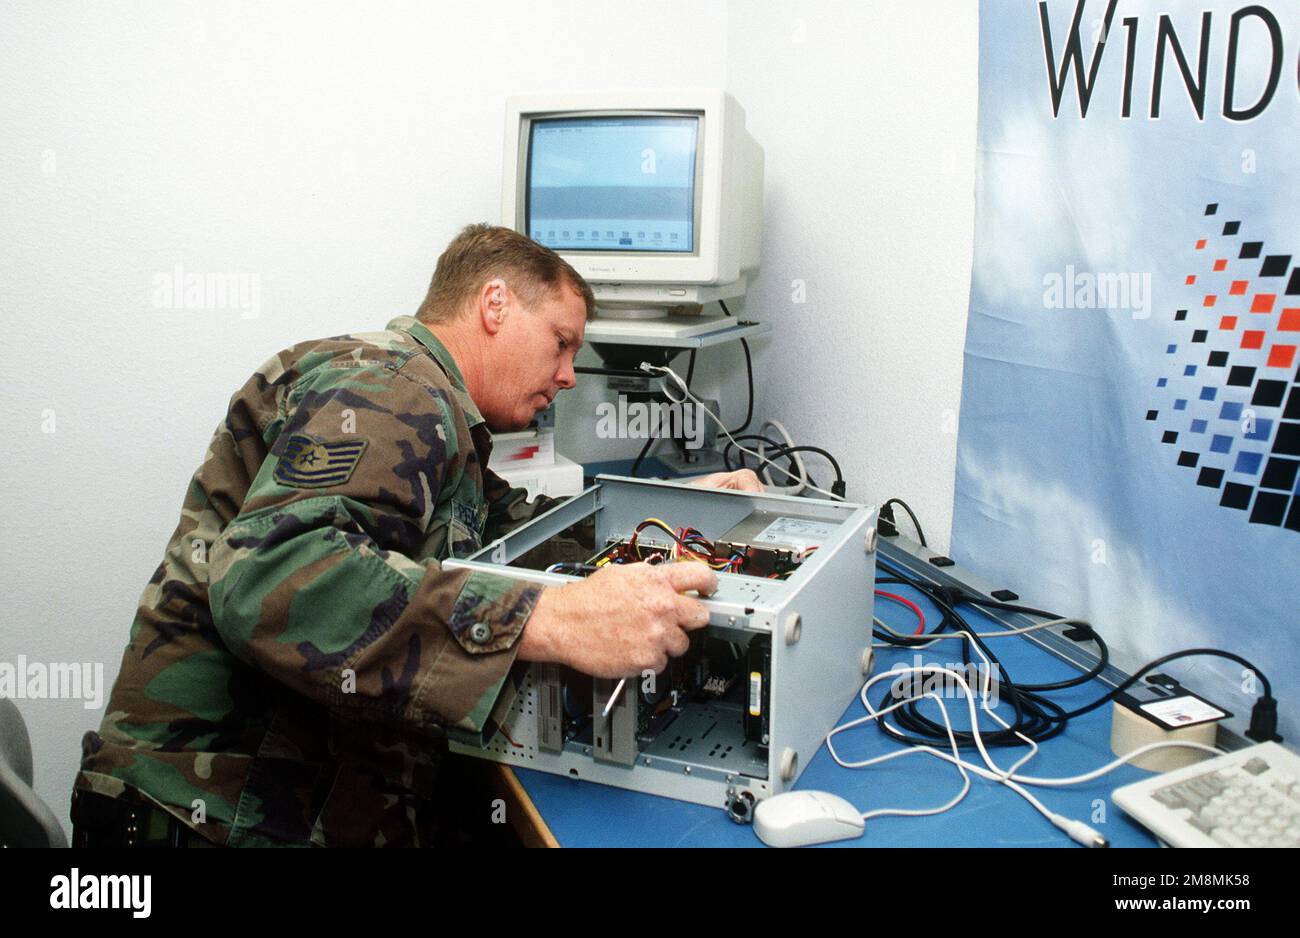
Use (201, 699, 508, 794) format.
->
(513, 573, 1163, 848)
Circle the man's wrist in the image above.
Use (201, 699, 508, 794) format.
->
(518, 586, 568, 666)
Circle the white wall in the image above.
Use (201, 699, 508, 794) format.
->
(0, 0, 979, 836)
(726, 0, 979, 548)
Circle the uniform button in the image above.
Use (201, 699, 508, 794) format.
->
(469, 622, 492, 644)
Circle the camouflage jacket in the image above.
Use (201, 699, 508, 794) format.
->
(76, 316, 564, 847)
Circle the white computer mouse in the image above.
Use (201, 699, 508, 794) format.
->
(753, 790, 866, 848)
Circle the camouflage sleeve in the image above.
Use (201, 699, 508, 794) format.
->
(207, 362, 541, 745)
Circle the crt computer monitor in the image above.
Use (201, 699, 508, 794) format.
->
(502, 90, 764, 330)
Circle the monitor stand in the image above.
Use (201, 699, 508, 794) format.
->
(585, 311, 732, 341)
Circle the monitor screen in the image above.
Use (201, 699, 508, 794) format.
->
(526, 115, 698, 253)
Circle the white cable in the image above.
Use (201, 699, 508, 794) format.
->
(998, 741, 1224, 787)
(868, 615, 1222, 780)
(638, 362, 844, 501)
(827, 658, 1226, 845)
(827, 664, 1056, 827)
(857, 693, 973, 822)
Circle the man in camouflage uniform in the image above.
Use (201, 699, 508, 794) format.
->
(73, 224, 759, 846)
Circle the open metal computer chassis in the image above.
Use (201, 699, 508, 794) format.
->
(446, 476, 880, 816)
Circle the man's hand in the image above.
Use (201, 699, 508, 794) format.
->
(520, 562, 717, 678)
(688, 468, 764, 492)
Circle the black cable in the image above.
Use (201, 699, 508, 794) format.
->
(717, 299, 754, 436)
(629, 435, 654, 478)
(730, 339, 754, 435)
(872, 568, 1058, 745)
(753, 444, 844, 488)
(881, 498, 926, 547)
(869, 559, 1280, 747)
(723, 434, 789, 471)
(875, 561, 1107, 690)
(870, 561, 1105, 746)
(721, 434, 819, 489)
(1048, 649, 1273, 723)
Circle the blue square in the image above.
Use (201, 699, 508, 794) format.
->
(1157, 377, 1168, 388)
(1200, 386, 1217, 401)
(1190, 419, 1208, 433)
(1175, 399, 1188, 411)
(1210, 434, 1233, 454)
(1220, 401, 1243, 421)
(1244, 418, 1273, 442)
(1184, 365, 1197, 376)
(1167, 344, 1177, 354)
(1233, 451, 1262, 475)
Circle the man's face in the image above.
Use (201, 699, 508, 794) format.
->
(480, 283, 587, 432)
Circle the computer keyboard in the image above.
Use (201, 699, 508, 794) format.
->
(1112, 741, 1300, 847)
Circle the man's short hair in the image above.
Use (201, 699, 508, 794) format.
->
(416, 223, 596, 322)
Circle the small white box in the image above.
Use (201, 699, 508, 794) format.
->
(492, 454, 584, 500)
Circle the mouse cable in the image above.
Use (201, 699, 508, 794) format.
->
(830, 661, 1227, 846)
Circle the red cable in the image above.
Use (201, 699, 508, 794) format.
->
(875, 589, 926, 635)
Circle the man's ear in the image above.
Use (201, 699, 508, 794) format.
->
(479, 278, 509, 335)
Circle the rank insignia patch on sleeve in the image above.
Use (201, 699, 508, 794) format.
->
(274, 434, 369, 488)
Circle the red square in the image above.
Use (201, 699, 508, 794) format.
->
(1203, 295, 1217, 307)
(1241, 331, 1265, 350)
(1186, 275, 1197, 285)
(1219, 316, 1238, 330)
(1279, 309, 1300, 332)
(1213, 259, 1228, 271)
(1268, 345, 1297, 369)
(1196, 239, 1207, 250)
(1229, 280, 1248, 295)
(1252, 294, 1276, 313)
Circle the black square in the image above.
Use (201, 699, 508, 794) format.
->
(1162, 430, 1178, 444)
(1240, 242, 1263, 259)
(1197, 466, 1224, 488)
(1177, 451, 1199, 468)
(1260, 255, 1292, 277)
(1192, 329, 1207, 343)
(1287, 497, 1300, 533)
(1260, 457, 1300, 491)
(1221, 482, 1253, 509)
(1288, 268, 1300, 295)
(1223, 221, 1241, 236)
(1208, 351, 1229, 367)
(1274, 422, 1300, 456)
(1249, 491, 1287, 526)
(1286, 388, 1300, 420)
(1205, 203, 1219, 215)
(1228, 365, 1256, 386)
(1175, 309, 1188, 321)
(1252, 379, 1286, 407)
(1146, 409, 1158, 421)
